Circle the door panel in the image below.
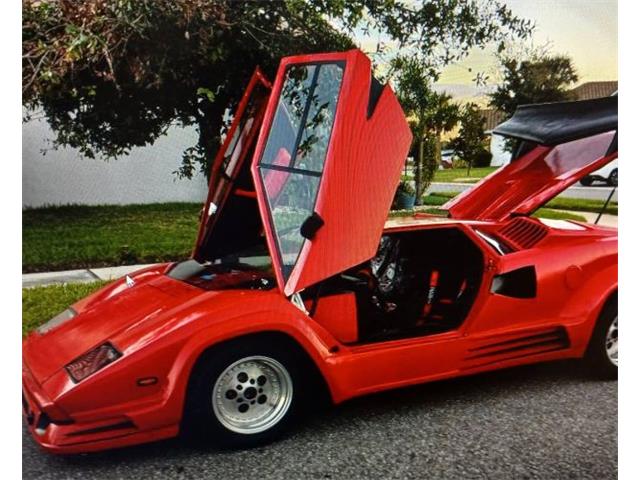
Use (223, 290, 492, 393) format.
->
(445, 131, 617, 221)
(252, 50, 413, 296)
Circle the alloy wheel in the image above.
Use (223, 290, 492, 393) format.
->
(212, 356, 293, 434)
(605, 316, 618, 366)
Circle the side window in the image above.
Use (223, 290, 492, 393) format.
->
(209, 84, 269, 216)
(258, 62, 344, 279)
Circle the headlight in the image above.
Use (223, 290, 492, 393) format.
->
(65, 343, 122, 383)
(37, 308, 76, 334)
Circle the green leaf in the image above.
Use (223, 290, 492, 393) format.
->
(196, 87, 215, 102)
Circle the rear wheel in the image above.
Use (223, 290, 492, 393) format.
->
(584, 300, 618, 379)
(608, 168, 618, 187)
(182, 336, 309, 448)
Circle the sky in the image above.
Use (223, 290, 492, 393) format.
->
(438, 0, 618, 86)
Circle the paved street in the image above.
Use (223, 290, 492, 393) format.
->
(23, 361, 617, 480)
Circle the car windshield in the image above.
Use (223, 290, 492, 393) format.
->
(168, 245, 275, 291)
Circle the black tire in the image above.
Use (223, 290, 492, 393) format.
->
(608, 168, 618, 187)
(182, 334, 315, 449)
(580, 177, 593, 186)
(584, 299, 618, 379)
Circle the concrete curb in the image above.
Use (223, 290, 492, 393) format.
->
(22, 263, 159, 288)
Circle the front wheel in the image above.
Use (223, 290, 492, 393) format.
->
(608, 168, 618, 187)
(212, 356, 293, 435)
(584, 300, 618, 379)
(182, 337, 306, 448)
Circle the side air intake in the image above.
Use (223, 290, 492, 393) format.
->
(498, 217, 548, 250)
(462, 326, 569, 370)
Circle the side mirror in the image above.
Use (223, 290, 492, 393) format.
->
(300, 212, 324, 240)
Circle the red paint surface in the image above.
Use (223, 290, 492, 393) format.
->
(194, 68, 272, 257)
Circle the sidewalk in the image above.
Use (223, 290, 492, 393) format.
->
(22, 264, 158, 288)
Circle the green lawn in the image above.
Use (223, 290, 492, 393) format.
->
(532, 209, 586, 222)
(22, 281, 108, 337)
(388, 206, 444, 218)
(23, 191, 610, 273)
(23, 203, 201, 273)
(544, 196, 618, 215)
(433, 167, 499, 183)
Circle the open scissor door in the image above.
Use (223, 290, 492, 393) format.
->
(251, 50, 412, 296)
(194, 68, 271, 260)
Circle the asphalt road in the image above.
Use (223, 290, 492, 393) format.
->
(23, 361, 617, 480)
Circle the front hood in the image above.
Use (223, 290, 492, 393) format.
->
(23, 272, 202, 384)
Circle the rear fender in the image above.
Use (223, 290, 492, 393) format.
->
(560, 261, 617, 355)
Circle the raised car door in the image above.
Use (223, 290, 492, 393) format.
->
(193, 68, 271, 259)
(445, 131, 617, 222)
(251, 50, 413, 296)
(445, 96, 617, 222)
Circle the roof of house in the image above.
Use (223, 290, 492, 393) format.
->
(569, 81, 618, 101)
(479, 109, 506, 131)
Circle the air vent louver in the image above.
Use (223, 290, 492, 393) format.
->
(498, 217, 548, 250)
(463, 326, 569, 370)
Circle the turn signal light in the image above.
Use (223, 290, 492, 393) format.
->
(65, 343, 122, 383)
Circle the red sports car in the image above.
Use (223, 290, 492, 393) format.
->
(22, 50, 618, 454)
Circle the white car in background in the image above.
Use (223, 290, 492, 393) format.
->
(580, 158, 618, 186)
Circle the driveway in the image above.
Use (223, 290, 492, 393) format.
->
(23, 361, 617, 480)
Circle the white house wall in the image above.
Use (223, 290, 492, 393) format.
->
(490, 134, 511, 167)
(22, 115, 209, 208)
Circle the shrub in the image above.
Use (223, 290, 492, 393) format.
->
(473, 148, 493, 167)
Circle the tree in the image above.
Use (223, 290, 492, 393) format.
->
(489, 54, 579, 116)
(450, 103, 490, 174)
(22, 1, 353, 178)
(23, 1, 532, 178)
(395, 57, 459, 204)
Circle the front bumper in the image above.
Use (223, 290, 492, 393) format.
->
(22, 361, 177, 454)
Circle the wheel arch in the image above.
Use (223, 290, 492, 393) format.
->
(161, 309, 341, 429)
(182, 330, 333, 412)
(569, 274, 617, 356)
